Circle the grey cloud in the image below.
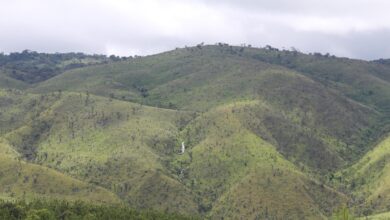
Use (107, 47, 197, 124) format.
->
(0, 0, 389, 60)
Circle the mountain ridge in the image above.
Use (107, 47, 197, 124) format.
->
(0, 44, 390, 219)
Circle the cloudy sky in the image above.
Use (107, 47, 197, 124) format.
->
(1, 0, 390, 60)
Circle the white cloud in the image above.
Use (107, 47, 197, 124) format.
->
(0, 0, 389, 59)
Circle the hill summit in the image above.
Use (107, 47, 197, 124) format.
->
(1, 44, 390, 219)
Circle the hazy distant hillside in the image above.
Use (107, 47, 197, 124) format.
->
(1, 45, 390, 219)
(0, 50, 124, 84)
(0, 70, 27, 89)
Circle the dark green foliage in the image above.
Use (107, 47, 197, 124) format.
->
(0, 50, 118, 83)
(0, 199, 195, 220)
(331, 205, 354, 220)
(8, 119, 52, 160)
(373, 58, 390, 66)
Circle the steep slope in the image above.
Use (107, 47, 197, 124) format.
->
(340, 134, 390, 216)
(244, 46, 390, 123)
(0, 138, 119, 203)
(2, 91, 199, 215)
(0, 89, 64, 145)
(30, 46, 383, 172)
(171, 101, 347, 219)
(0, 90, 349, 218)
(2, 45, 390, 218)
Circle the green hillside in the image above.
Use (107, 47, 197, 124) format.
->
(340, 134, 390, 216)
(1, 91, 199, 215)
(0, 138, 119, 204)
(0, 71, 27, 90)
(31, 46, 386, 171)
(1, 45, 390, 219)
(0, 50, 118, 84)
(173, 101, 347, 219)
(0, 91, 346, 218)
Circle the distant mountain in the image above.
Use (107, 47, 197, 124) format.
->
(0, 50, 124, 84)
(1, 45, 390, 219)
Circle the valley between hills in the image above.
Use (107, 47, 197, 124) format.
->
(0, 45, 390, 219)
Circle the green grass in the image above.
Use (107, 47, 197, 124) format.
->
(1, 45, 390, 218)
(0, 90, 349, 217)
(0, 139, 120, 204)
(170, 101, 347, 218)
(0, 71, 27, 90)
(340, 134, 390, 216)
(29, 46, 384, 171)
(2, 92, 199, 215)
(357, 211, 390, 220)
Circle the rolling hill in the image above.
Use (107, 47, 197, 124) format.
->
(30, 46, 388, 171)
(1, 44, 390, 219)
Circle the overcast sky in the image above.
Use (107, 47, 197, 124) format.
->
(1, 0, 390, 60)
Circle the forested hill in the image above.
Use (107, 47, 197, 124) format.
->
(0, 50, 127, 84)
(0, 44, 390, 219)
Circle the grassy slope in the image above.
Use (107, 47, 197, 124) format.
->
(244, 47, 390, 109)
(2, 91, 199, 215)
(0, 138, 119, 204)
(340, 134, 390, 216)
(245, 47, 390, 139)
(29, 46, 383, 172)
(0, 71, 27, 90)
(171, 101, 347, 219)
(358, 211, 390, 220)
(0, 91, 347, 218)
(2, 45, 390, 217)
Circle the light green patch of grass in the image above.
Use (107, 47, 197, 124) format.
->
(0, 143, 120, 204)
(357, 211, 390, 220)
(341, 134, 390, 215)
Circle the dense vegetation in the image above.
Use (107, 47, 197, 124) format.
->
(0, 44, 389, 219)
(0, 50, 125, 84)
(0, 199, 194, 220)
